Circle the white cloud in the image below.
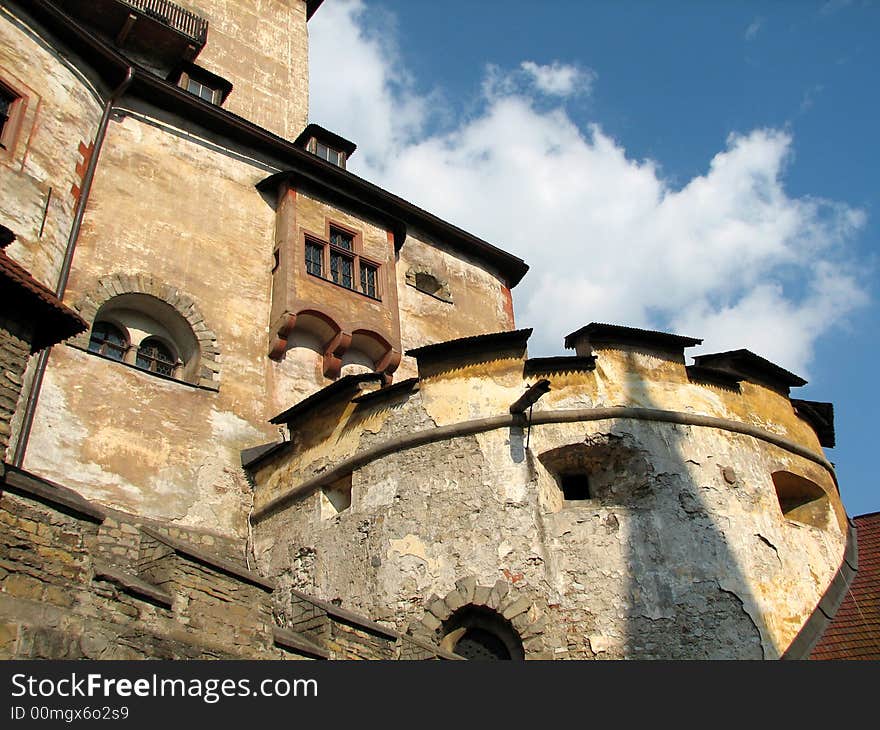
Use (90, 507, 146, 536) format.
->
(520, 61, 596, 97)
(744, 17, 764, 41)
(309, 0, 868, 376)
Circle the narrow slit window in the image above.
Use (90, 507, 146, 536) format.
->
(305, 240, 323, 276)
(360, 262, 378, 299)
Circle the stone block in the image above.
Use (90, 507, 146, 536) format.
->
(501, 596, 531, 620)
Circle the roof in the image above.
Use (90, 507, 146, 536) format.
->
(0, 243, 88, 351)
(564, 323, 702, 351)
(523, 356, 597, 376)
(405, 328, 532, 361)
(257, 171, 528, 287)
(812, 512, 880, 659)
(295, 123, 357, 157)
(269, 372, 384, 425)
(792, 399, 835, 448)
(306, 0, 324, 20)
(691, 349, 807, 392)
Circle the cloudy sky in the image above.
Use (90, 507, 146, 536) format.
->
(308, 0, 878, 516)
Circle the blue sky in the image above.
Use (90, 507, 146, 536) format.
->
(308, 0, 879, 517)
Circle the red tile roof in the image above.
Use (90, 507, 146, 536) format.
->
(811, 512, 880, 659)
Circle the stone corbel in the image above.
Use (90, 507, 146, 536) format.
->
(268, 312, 298, 360)
(322, 330, 351, 379)
(375, 348, 402, 386)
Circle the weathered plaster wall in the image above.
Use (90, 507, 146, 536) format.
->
(252, 344, 846, 659)
(0, 9, 103, 289)
(174, 0, 310, 139)
(23, 114, 277, 537)
(396, 233, 516, 378)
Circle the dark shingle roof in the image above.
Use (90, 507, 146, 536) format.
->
(691, 349, 807, 392)
(812, 512, 880, 660)
(564, 322, 702, 351)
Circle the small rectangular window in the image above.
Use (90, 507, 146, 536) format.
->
(330, 249, 354, 288)
(176, 66, 230, 106)
(330, 227, 353, 251)
(312, 139, 344, 168)
(305, 240, 323, 276)
(360, 262, 378, 299)
(559, 474, 591, 500)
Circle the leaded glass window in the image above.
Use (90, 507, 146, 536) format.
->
(136, 338, 175, 377)
(88, 322, 128, 361)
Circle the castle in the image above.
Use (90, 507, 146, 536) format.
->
(0, 0, 857, 660)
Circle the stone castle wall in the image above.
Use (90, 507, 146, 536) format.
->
(250, 338, 846, 659)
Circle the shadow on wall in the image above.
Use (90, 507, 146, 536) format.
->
(615, 349, 768, 658)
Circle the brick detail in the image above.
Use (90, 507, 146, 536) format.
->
(69, 140, 94, 202)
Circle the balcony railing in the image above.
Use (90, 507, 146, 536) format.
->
(121, 0, 208, 44)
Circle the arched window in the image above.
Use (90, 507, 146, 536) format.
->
(88, 322, 128, 361)
(84, 294, 199, 384)
(136, 338, 177, 377)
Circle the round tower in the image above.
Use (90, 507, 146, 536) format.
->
(248, 324, 848, 659)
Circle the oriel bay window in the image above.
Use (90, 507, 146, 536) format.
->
(304, 225, 381, 300)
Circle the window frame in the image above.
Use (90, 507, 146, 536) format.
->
(174, 65, 232, 106)
(135, 337, 178, 377)
(303, 222, 382, 301)
(307, 137, 347, 168)
(0, 75, 28, 162)
(88, 321, 130, 362)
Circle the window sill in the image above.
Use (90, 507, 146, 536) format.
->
(306, 270, 382, 302)
(70, 344, 219, 392)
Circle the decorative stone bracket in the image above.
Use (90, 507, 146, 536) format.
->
(269, 311, 401, 385)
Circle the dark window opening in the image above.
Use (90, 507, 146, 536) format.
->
(330, 227, 353, 251)
(559, 473, 591, 500)
(455, 628, 512, 660)
(136, 338, 176, 377)
(330, 249, 354, 288)
(442, 605, 525, 661)
(0, 84, 19, 150)
(88, 322, 128, 361)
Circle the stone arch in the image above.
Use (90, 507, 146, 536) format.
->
(70, 273, 220, 390)
(408, 576, 552, 659)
